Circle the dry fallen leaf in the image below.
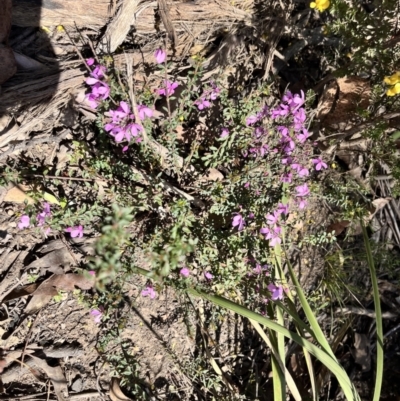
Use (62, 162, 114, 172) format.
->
(26, 248, 80, 270)
(32, 273, 95, 297)
(110, 378, 133, 401)
(3, 184, 34, 204)
(29, 355, 69, 401)
(350, 333, 371, 372)
(327, 220, 351, 236)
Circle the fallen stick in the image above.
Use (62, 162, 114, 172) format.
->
(12, 0, 111, 27)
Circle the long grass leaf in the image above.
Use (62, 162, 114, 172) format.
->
(250, 319, 303, 401)
(286, 258, 337, 361)
(361, 222, 383, 401)
(187, 287, 360, 401)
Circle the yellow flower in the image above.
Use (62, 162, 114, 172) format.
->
(310, 0, 330, 11)
(384, 71, 400, 96)
(384, 71, 400, 85)
(387, 82, 400, 96)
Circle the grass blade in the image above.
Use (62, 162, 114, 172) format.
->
(361, 222, 383, 401)
(250, 319, 303, 401)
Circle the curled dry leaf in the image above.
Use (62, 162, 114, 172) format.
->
(350, 333, 371, 372)
(110, 378, 133, 401)
(31, 273, 95, 297)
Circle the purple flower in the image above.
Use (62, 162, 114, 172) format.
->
(90, 308, 103, 324)
(85, 82, 110, 109)
(281, 156, 293, 165)
(271, 104, 290, 119)
(284, 90, 305, 111)
(312, 157, 328, 171)
(267, 283, 284, 301)
(298, 167, 309, 178)
(220, 128, 229, 138)
(142, 286, 157, 299)
(86, 58, 95, 66)
(296, 128, 310, 143)
(204, 272, 213, 281)
(195, 98, 211, 110)
(252, 264, 269, 275)
(232, 214, 245, 231)
(107, 101, 131, 122)
(298, 199, 307, 209)
(296, 183, 310, 197)
(266, 211, 279, 226)
(281, 172, 293, 183)
(246, 115, 259, 126)
(261, 226, 281, 247)
(86, 65, 106, 85)
(209, 86, 221, 100)
(180, 267, 190, 277)
(42, 202, 51, 216)
(18, 215, 30, 229)
(137, 104, 153, 120)
(157, 80, 179, 96)
(293, 108, 306, 126)
(65, 225, 84, 238)
(154, 49, 166, 64)
(277, 203, 289, 215)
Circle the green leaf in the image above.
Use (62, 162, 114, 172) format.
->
(43, 191, 60, 205)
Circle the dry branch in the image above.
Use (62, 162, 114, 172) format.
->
(98, 0, 140, 53)
(12, 0, 111, 27)
(135, 0, 251, 36)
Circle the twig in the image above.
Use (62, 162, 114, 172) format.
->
(125, 53, 149, 144)
(64, 28, 92, 74)
(0, 130, 69, 162)
(23, 174, 106, 182)
(20, 311, 41, 368)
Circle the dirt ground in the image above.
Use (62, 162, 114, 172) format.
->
(1, 0, 400, 400)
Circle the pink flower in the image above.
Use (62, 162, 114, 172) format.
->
(154, 49, 166, 64)
(18, 215, 30, 229)
(246, 115, 259, 126)
(195, 98, 211, 110)
(296, 128, 310, 143)
(89, 270, 96, 276)
(137, 105, 153, 120)
(277, 203, 289, 215)
(85, 82, 110, 109)
(296, 183, 310, 197)
(36, 202, 51, 227)
(281, 172, 293, 183)
(266, 211, 279, 226)
(312, 157, 328, 171)
(90, 308, 103, 324)
(298, 199, 307, 209)
(232, 214, 245, 231)
(209, 86, 220, 100)
(261, 226, 281, 247)
(204, 272, 213, 280)
(86, 58, 95, 66)
(157, 80, 179, 96)
(142, 286, 157, 299)
(220, 127, 229, 138)
(267, 283, 284, 301)
(65, 225, 84, 238)
(180, 267, 190, 277)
